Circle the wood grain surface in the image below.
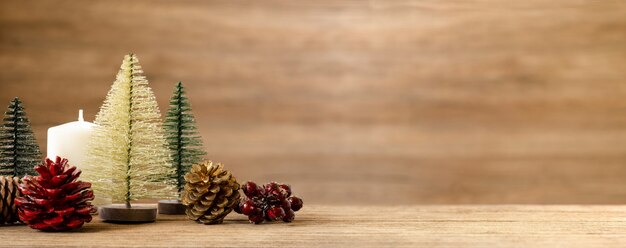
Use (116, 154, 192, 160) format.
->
(1, 1, 626, 204)
(2, 205, 626, 247)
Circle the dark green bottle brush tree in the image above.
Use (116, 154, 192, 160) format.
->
(0, 97, 41, 177)
(158, 81, 207, 214)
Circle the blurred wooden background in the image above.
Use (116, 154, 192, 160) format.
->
(1, 0, 626, 205)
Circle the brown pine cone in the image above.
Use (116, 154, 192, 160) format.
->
(0, 176, 21, 224)
(15, 157, 97, 231)
(182, 161, 240, 224)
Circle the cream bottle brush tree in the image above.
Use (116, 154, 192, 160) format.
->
(86, 54, 176, 215)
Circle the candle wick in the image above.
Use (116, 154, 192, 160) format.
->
(78, 109, 84, 122)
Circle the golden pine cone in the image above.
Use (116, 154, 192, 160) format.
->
(0, 176, 22, 224)
(181, 161, 240, 224)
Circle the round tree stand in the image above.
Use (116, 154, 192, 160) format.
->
(99, 204, 157, 223)
(158, 200, 186, 215)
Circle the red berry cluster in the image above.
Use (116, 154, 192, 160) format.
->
(234, 181, 303, 224)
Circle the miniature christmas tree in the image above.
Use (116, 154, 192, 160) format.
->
(158, 82, 207, 214)
(165, 82, 206, 193)
(0, 97, 41, 177)
(86, 53, 176, 222)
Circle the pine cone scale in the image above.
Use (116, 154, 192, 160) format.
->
(75, 206, 93, 215)
(43, 216, 63, 226)
(54, 207, 74, 216)
(33, 198, 50, 205)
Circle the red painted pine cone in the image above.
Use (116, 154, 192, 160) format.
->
(15, 157, 96, 231)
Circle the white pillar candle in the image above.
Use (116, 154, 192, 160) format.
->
(47, 110, 110, 207)
(47, 109, 96, 168)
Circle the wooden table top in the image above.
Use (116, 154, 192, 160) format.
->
(3, 205, 626, 247)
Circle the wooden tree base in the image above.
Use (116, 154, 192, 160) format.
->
(157, 200, 186, 215)
(99, 204, 157, 223)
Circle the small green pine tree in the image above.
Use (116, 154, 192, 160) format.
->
(164, 82, 207, 194)
(0, 97, 41, 177)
